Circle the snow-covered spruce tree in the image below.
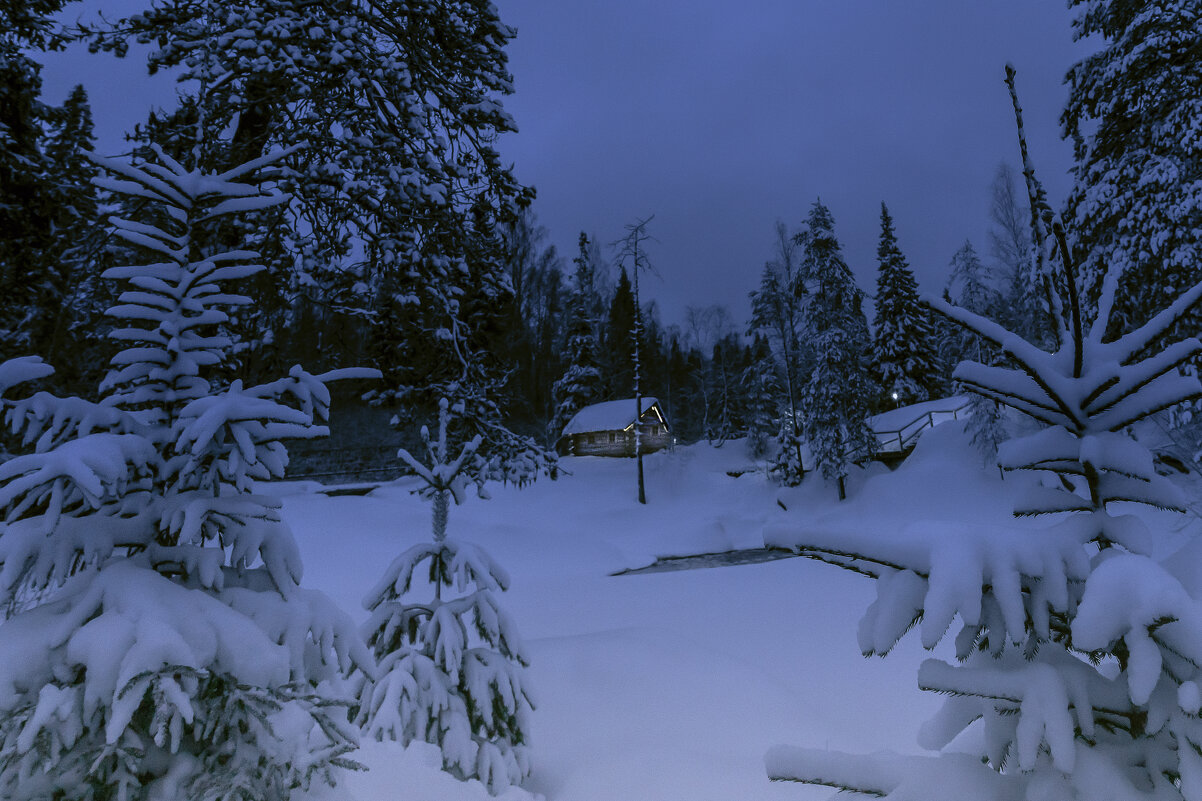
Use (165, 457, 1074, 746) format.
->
(360, 399, 532, 794)
(550, 235, 603, 444)
(1060, 1, 1202, 475)
(945, 239, 1010, 459)
(770, 410, 806, 487)
(0, 146, 373, 800)
(742, 335, 779, 460)
(1062, 0, 1202, 339)
(750, 223, 809, 481)
(871, 203, 941, 408)
(604, 266, 637, 399)
(967, 391, 1008, 464)
(946, 239, 1001, 342)
(798, 200, 876, 500)
(766, 189, 1202, 801)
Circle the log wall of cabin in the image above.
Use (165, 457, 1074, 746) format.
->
(566, 427, 673, 457)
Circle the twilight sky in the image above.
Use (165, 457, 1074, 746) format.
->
(40, 0, 1092, 331)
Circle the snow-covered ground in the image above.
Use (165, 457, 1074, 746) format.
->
(285, 422, 1198, 800)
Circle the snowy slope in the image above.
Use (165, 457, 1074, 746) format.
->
(282, 425, 1193, 800)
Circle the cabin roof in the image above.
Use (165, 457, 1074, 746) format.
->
(562, 398, 663, 436)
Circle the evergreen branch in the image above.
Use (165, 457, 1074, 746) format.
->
(927, 295, 1083, 430)
(790, 545, 913, 579)
(1106, 278, 1202, 367)
(1084, 339, 1202, 417)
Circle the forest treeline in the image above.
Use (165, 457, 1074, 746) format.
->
(2, 0, 1200, 491)
(0, 53, 1056, 479)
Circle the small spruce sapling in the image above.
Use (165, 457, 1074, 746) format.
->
(360, 399, 533, 795)
(967, 394, 1007, 463)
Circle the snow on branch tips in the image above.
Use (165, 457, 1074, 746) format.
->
(768, 65, 1202, 801)
(359, 398, 533, 795)
(0, 145, 372, 801)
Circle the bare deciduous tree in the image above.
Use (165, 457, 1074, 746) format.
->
(613, 216, 658, 504)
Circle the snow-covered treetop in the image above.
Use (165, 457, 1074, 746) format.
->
(928, 229, 1202, 438)
(92, 144, 298, 417)
(927, 63, 1202, 443)
(946, 239, 999, 318)
(0, 144, 378, 607)
(398, 398, 483, 514)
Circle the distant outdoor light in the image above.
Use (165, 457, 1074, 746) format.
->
(891, 392, 899, 401)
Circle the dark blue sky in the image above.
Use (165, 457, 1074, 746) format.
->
(40, 1, 1092, 330)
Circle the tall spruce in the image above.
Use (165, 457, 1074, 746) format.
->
(798, 200, 876, 500)
(742, 335, 780, 459)
(604, 267, 637, 399)
(0, 5, 112, 396)
(551, 235, 603, 442)
(704, 332, 743, 445)
(665, 336, 704, 444)
(0, 5, 58, 360)
(639, 304, 670, 413)
(1062, 0, 1202, 338)
(749, 223, 808, 483)
(36, 86, 106, 382)
(871, 204, 941, 407)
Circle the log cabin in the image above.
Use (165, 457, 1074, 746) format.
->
(557, 398, 673, 457)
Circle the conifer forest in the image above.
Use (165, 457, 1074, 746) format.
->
(1, 2, 1202, 800)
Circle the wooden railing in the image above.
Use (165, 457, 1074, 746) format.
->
(870, 399, 971, 457)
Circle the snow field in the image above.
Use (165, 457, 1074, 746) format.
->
(286, 440, 954, 800)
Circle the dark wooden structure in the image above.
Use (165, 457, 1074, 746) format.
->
(557, 398, 673, 457)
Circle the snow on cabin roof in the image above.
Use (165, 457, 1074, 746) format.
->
(561, 398, 662, 436)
